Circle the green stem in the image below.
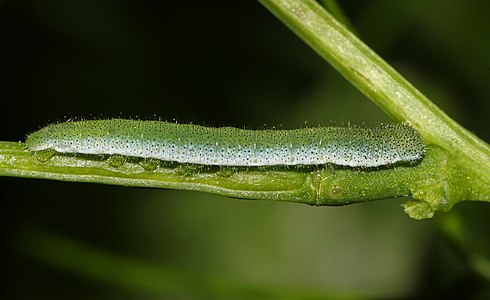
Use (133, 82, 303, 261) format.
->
(0, 0, 489, 219)
(258, 0, 490, 213)
(0, 141, 485, 219)
(318, 0, 357, 35)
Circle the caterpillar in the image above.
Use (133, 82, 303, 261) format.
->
(26, 119, 425, 167)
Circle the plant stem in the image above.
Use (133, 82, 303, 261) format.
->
(258, 0, 490, 212)
(1, 141, 485, 219)
(0, 0, 488, 219)
(318, 0, 356, 35)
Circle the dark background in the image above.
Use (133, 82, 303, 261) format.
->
(1, 0, 489, 299)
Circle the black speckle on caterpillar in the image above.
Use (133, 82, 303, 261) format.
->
(26, 119, 425, 168)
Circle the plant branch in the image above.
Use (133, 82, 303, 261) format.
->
(258, 0, 490, 216)
(0, 141, 484, 219)
(0, 0, 488, 219)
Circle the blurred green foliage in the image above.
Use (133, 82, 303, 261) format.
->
(1, 0, 489, 299)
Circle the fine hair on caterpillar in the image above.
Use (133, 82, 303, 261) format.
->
(26, 119, 425, 168)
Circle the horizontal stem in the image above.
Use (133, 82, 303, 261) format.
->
(2, 141, 485, 218)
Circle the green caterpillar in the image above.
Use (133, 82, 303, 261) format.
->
(26, 119, 425, 167)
